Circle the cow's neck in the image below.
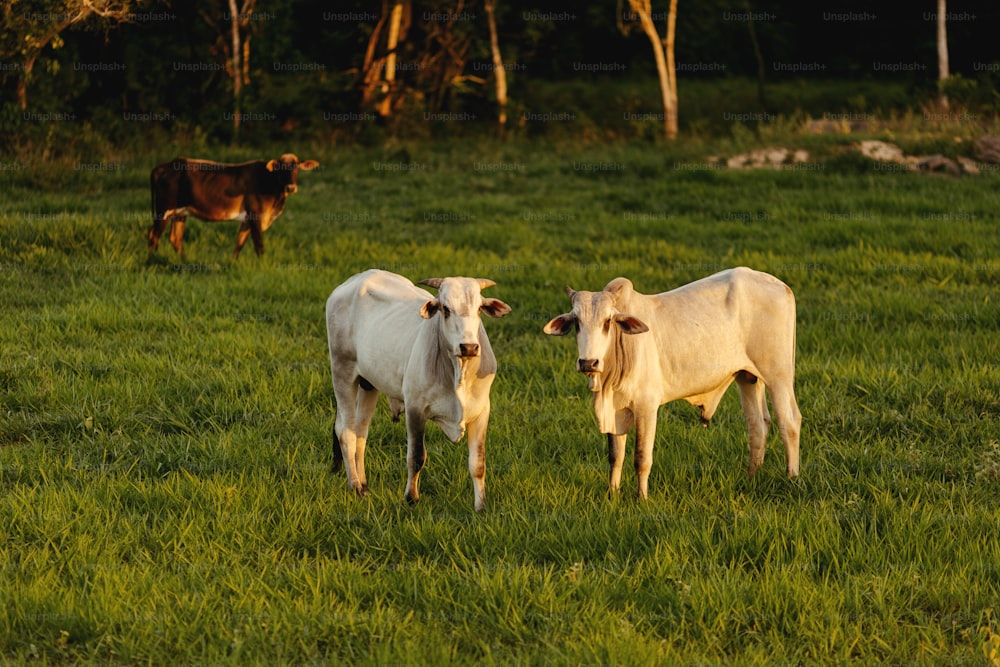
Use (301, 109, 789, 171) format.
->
(592, 328, 644, 434)
(593, 375, 619, 434)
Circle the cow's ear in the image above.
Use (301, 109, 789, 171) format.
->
(543, 313, 576, 336)
(420, 300, 439, 319)
(299, 160, 319, 170)
(481, 298, 511, 319)
(615, 314, 649, 334)
(265, 159, 279, 172)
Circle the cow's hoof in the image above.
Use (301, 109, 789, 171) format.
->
(404, 493, 419, 507)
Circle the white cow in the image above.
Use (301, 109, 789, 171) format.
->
(543, 267, 801, 499)
(326, 269, 511, 512)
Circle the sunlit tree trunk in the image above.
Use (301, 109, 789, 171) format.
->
(936, 0, 949, 110)
(228, 0, 242, 138)
(199, 0, 255, 142)
(628, 0, 678, 140)
(484, 0, 507, 130)
(377, 1, 405, 117)
(665, 0, 677, 136)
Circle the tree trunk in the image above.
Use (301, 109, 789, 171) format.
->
(630, 0, 678, 140)
(484, 0, 508, 130)
(664, 0, 678, 139)
(243, 34, 251, 86)
(229, 0, 242, 139)
(743, 0, 767, 109)
(936, 0, 949, 110)
(377, 1, 405, 117)
(360, 2, 389, 108)
(16, 17, 75, 110)
(16, 59, 33, 111)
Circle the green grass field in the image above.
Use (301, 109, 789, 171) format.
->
(1, 139, 1000, 665)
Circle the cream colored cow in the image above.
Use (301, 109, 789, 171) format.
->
(326, 269, 511, 512)
(544, 267, 801, 498)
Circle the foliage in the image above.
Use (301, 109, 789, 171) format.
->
(2, 0, 999, 147)
(1, 140, 999, 663)
(0, 0, 137, 111)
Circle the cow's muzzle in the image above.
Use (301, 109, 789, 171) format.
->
(459, 343, 480, 358)
(285, 184, 298, 195)
(578, 359, 602, 392)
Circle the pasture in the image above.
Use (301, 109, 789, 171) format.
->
(1, 139, 999, 665)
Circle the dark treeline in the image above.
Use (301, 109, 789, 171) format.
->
(2, 0, 999, 149)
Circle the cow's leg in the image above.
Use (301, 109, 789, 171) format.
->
(332, 376, 367, 497)
(331, 423, 344, 472)
(233, 221, 252, 259)
(769, 381, 801, 478)
(633, 409, 657, 500)
(351, 386, 380, 495)
(738, 373, 771, 476)
(168, 216, 187, 256)
(404, 406, 428, 507)
(607, 434, 626, 495)
(465, 405, 489, 512)
(148, 213, 168, 252)
(250, 219, 265, 256)
(608, 409, 635, 496)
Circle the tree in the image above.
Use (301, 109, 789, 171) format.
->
(483, 0, 507, 130)
(620, 0, 679, 139)
(742, 0, 767, 110)
(378, 1, 405, 117)
(357, 1, 480, 120)
(1, 0, 136, 110)
(200, 0, 257, 142)
(357, 0, 411, 118)
(936, 0, 949, 110)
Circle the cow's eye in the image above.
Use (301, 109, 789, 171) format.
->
(603, 319, 612, 333)
(442, 306, 451, 318)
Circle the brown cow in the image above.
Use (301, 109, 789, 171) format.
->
(149, 153, 318, 259)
